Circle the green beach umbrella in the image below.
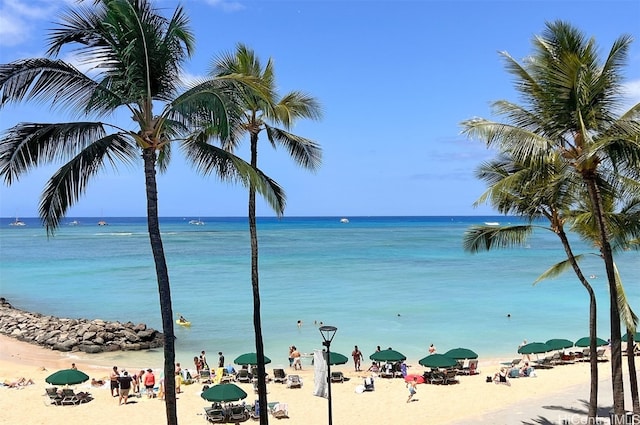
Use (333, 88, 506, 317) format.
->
(574, 337, 608, 347)
(45, 369, 90, 386)
(517, 342, 551, 355)
(622, 332, 640, 342)
(545, 339, 574, 351)
(369, 349, 406, 362)
(201, 383, 248, 402)
(326, 352, 349, 365)
(233, 353, 272, 366)
(418, 354, 458, 368)
(444, 347, 478, 360)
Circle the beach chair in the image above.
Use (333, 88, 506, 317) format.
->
(286, 375, 302, 389)
(379, 362, 394, 378)
(330, 371, 344, 383)
(227, 404, 249, 422)
(60, 388, 81, 405)
(500, 358, 521, 368)
(462, 359, 479, 375)
(272, 368, 286, 384)
(429, 370, 445, 385)
(45, 387, 62, 405)
(444, 369, 459, 385)
(596, 348, 608, 362)
(363, 376, 375, 391)
(204, 407, 225, 423)
(270, 402, 289, 419)
(236, 368, 252, 383)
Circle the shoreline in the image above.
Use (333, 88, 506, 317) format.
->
(2, 334, 637, 425)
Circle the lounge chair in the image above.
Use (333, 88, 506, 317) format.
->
(500, 358, 521, 368)
(236, 369, 252, 383)
(428, 370, 445, 385)
(204, 407, 225, 423)
(272, 368, 286, 384)
(286, 375, 302, 389)
(60, 388, 82, 405)
(330, 371, 344, 383)
(270, 402, 289, 419)
(227, 404, 249, 422)
(462, 359, 480, 375)
(45, 387, 62, 405)
(444, 369, 459, 385)
(363, 376, 375, 391)
(379, 363, 394, 378)
(533, 356, 554, 369)
(596, 348, 608, 362)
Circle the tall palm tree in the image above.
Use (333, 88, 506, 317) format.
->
(210, 43, 322, 424)
(461, 21, 640, 418)
(0, 2, 283, 424)
(463, 152, 639, 420)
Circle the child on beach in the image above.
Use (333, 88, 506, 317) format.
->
(406, 377, 418, 403)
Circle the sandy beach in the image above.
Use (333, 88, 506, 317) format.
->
(1, 334, 637, 425)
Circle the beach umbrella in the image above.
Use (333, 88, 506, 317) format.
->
(45, 369, 90, 386)
(574, 337, 608, 347)
(545, 339, 574, 351)
(369, 349, 406, 362)
(325, 352, 349, 365)
(517, 342, 551, 355)
(233, 353, 272, 366)
(444, 347, 478, 360)
(622, 332, 640, 342)
(404, 374, 425, 384)
(418, 354, 458, 369)
(201, 383, 248, 402)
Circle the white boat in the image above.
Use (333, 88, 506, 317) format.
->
(69, 220, 80, 226)
(340, 218, 349, 223)
(189, 219, 205, 226)
(9, 217, 26, 226)
(97, 220, 108, 226)
(484, 222, 500, 226)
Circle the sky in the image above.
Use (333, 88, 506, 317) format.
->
(1, 0, 639, 218)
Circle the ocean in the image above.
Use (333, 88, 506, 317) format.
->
(1, 216, 638, 369)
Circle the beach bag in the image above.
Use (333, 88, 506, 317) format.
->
(486, 376, 492, 383)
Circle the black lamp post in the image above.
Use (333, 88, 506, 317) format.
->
(319, 325, 337, 425)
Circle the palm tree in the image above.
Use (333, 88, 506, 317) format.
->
(461, 21, 640, 418)
(0, 2, 283, 424)
(463, 152, 639, 420)
(209, 43, 322, 424)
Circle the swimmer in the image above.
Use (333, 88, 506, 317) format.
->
(297, 320, 302, 328)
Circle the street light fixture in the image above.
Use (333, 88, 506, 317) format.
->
(319, 325, 337, 425)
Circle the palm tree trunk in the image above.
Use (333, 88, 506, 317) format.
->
(249, 133, 269, 425)
(557, 228, 598, 419)
(143, 148, 178, 425)
(627, 333, 639, 414)
(585, 177, 625, 419)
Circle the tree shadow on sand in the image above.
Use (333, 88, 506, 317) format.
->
(521, 399, 612, 424)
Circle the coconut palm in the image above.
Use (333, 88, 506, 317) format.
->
(463, 152, 639, 419)
(209, 43, 322, 424)
(0, 2, 283, 424)
(461, 21, 640, 418)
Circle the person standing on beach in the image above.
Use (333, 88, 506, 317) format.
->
(144, 368, 155, 398)
(117, 370, 133, 405)
(110, 366, 119, 397)
(201, 350, 209, 369)
(429, 343, 436, 354)
(518, 340, 531, 361)
(291, 346, 302, 370)
(218, 352, 225, 368)
(406, 376, 418, 403)
(352, 345, 363, 372)
(288, 346, 295, 368)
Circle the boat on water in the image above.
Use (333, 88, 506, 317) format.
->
(69, 220, 80, 226)
(189, 219, 205, 226)
(176, 319, 191, 327)
(340, 218, 349, 223)
(97, 220, 108, 226)
(9, 217, 26, 226)
(484, 222, 500, 226)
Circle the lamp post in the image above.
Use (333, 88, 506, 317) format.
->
(319, 325, 337, 425)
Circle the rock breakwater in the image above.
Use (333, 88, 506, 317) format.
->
(0, 298, 164, 353)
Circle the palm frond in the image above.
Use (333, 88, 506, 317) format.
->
(614, 262, 638, 332)
(39, 132, 138, 233)
(532, 254, 585, 285)
(264, 125, 322, 171)
(462, 225, 534, 253)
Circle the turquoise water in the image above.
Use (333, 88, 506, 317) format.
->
(1, 216, 637, 368)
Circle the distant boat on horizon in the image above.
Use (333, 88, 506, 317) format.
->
(340, 218, 349, 223)
(189, 219, 205, 226)
(97, 220, 108, 226)
(484, 222, 500, 226)
(9, 217, 26, 227)
(69, 220, 80, 226)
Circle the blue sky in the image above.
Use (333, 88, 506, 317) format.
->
(1, 0, 639, 218)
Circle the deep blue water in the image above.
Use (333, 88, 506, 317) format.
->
(1, 216, 637, 368)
